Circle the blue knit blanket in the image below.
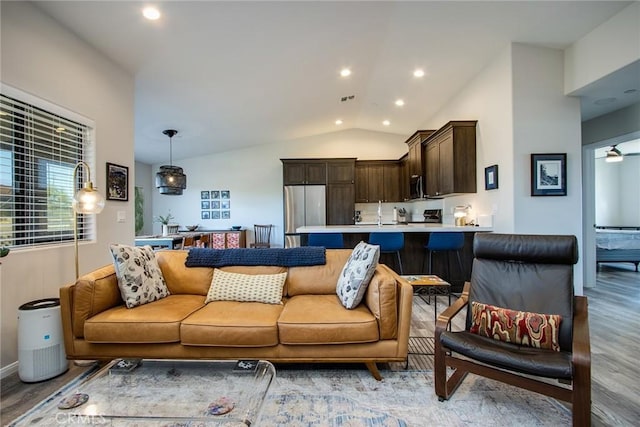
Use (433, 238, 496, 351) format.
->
(185, 247, 326, 268)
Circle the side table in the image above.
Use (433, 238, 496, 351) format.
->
(401, 275, 452, 369)
(401, 275, 451, 321)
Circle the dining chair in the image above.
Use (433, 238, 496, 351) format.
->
(196, 234, 209, 248)
(180, 236, 196, 249)
(250, 224, 273, 248)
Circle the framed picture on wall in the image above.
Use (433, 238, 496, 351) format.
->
(484, 165, 498, 190)
(106, 162, 128, 201)
(531, 153, 567, 196)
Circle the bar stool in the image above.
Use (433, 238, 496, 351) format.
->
(308, 233, 344, 249)
(423, 232, 464, 280)
(369, 232, 404, 274)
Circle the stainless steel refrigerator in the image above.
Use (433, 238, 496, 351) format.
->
(284, 185, 326, 248)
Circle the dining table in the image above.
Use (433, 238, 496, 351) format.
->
(134, 235, 184, 249)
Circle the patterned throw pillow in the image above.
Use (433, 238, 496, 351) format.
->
(469, 301, 562, 351)
(109, 244, 170, 308)
(206, 269, 287, 304)
(336, 241, 380, 309)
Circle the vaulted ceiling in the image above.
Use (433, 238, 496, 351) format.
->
(34, 1, 635, 164)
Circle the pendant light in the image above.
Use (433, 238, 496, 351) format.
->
(605, 145, 623, 163)
(155, 129, 187, 195)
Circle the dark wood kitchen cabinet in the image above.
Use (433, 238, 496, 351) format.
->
(423, 121, 477, 198)
(355, 160, 401, 203)
(405, 130, 435, 179)
(327, 183, 355, 225)
(282, 160, 326, 185)
(399, 154, 410, 201)
(327, 159, 356, 184)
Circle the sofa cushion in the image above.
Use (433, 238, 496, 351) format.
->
(181, 301, 284, 347)
(336, 242, 380, 309)
(206, 269, 287, 304)
(278, 294, 379, 344)
(84, 295, 205, 343)
(470, 301, 562, 352)
(287, 249, 352, 296)
(109, 244, 170, 308)
(156, 250, 213, 295)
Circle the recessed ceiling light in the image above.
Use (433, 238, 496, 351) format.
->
(55, 127, 66, 133)
(335, 119, 343, 125)
(413, 69, 425, 78)
(340, 68, 351, 77)
(395, 99, 405, 107)
(142, 6, 161, 20)
(382, 120, 391, 126)
(0, 111, 7, 116)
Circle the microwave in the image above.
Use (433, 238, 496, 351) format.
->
(410, 175, 423, 199)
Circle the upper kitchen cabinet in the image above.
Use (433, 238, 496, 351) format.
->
(405, 130, 435, 178)
(399, 154, 410, 202)
(424, 121, 477, 198)
(327, 159, 356, 184)
(282, 159, 327, 185)
(355, 160, 402, 203)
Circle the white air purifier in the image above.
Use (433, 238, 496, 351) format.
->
(18, 298, 68, 382)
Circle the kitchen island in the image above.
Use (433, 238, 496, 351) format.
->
(297, 224, 492, 291)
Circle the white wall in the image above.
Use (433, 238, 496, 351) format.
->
(418, 45, 514, 233)
(419, 43, 584, 293)
(0, 2, 134, 371)
(595, 158, 622, 225)
(582, 102, 640, 145)
(149, 129, 407, 246)
(595, 156, 640, 226)
(564, 2, 640, 95)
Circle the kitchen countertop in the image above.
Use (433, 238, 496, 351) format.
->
(296, 224, 492, 233)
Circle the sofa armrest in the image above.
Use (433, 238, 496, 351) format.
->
(62, 264, 122, 339)
(365, 264, 413, 350)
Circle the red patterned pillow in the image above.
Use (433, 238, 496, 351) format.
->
(469, 301, 562, 351)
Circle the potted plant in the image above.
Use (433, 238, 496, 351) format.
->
(155, 213, 175, 236)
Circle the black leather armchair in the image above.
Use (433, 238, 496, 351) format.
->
(435, 233, 590, 426)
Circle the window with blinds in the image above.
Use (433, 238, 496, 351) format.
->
(0, 91, 96, 249)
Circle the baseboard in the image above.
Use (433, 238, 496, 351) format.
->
(1, 361, 19, 379)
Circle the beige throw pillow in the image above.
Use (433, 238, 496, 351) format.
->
(206, 269, 287, 305)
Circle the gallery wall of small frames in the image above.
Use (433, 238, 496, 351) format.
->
(200, 190, 231, 220)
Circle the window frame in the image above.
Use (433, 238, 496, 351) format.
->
(1, 83, 98, 250)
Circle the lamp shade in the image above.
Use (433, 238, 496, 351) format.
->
(156, 129, 187, 195)
(72, 182, 105, 214)
(156, 165, 187, 195)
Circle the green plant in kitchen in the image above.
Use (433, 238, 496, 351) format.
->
(154, 213, 175, 225)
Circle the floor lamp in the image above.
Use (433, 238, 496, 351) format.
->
(72, 161, 105, 279)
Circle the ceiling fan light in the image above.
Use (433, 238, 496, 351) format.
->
(605, 146, 623, 163)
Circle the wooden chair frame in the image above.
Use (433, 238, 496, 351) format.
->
(434, 282, 591, 426)
(251, 224, 272, 248)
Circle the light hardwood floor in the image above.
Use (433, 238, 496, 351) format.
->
(1, 263, 638, 426)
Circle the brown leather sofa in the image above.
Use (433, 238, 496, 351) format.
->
(60, 249, 413, 379)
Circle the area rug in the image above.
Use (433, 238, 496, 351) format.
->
(9, 366, 571, 426)
(261, 367, 572, 426)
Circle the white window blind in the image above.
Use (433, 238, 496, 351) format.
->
(0, 91, 96, 249)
